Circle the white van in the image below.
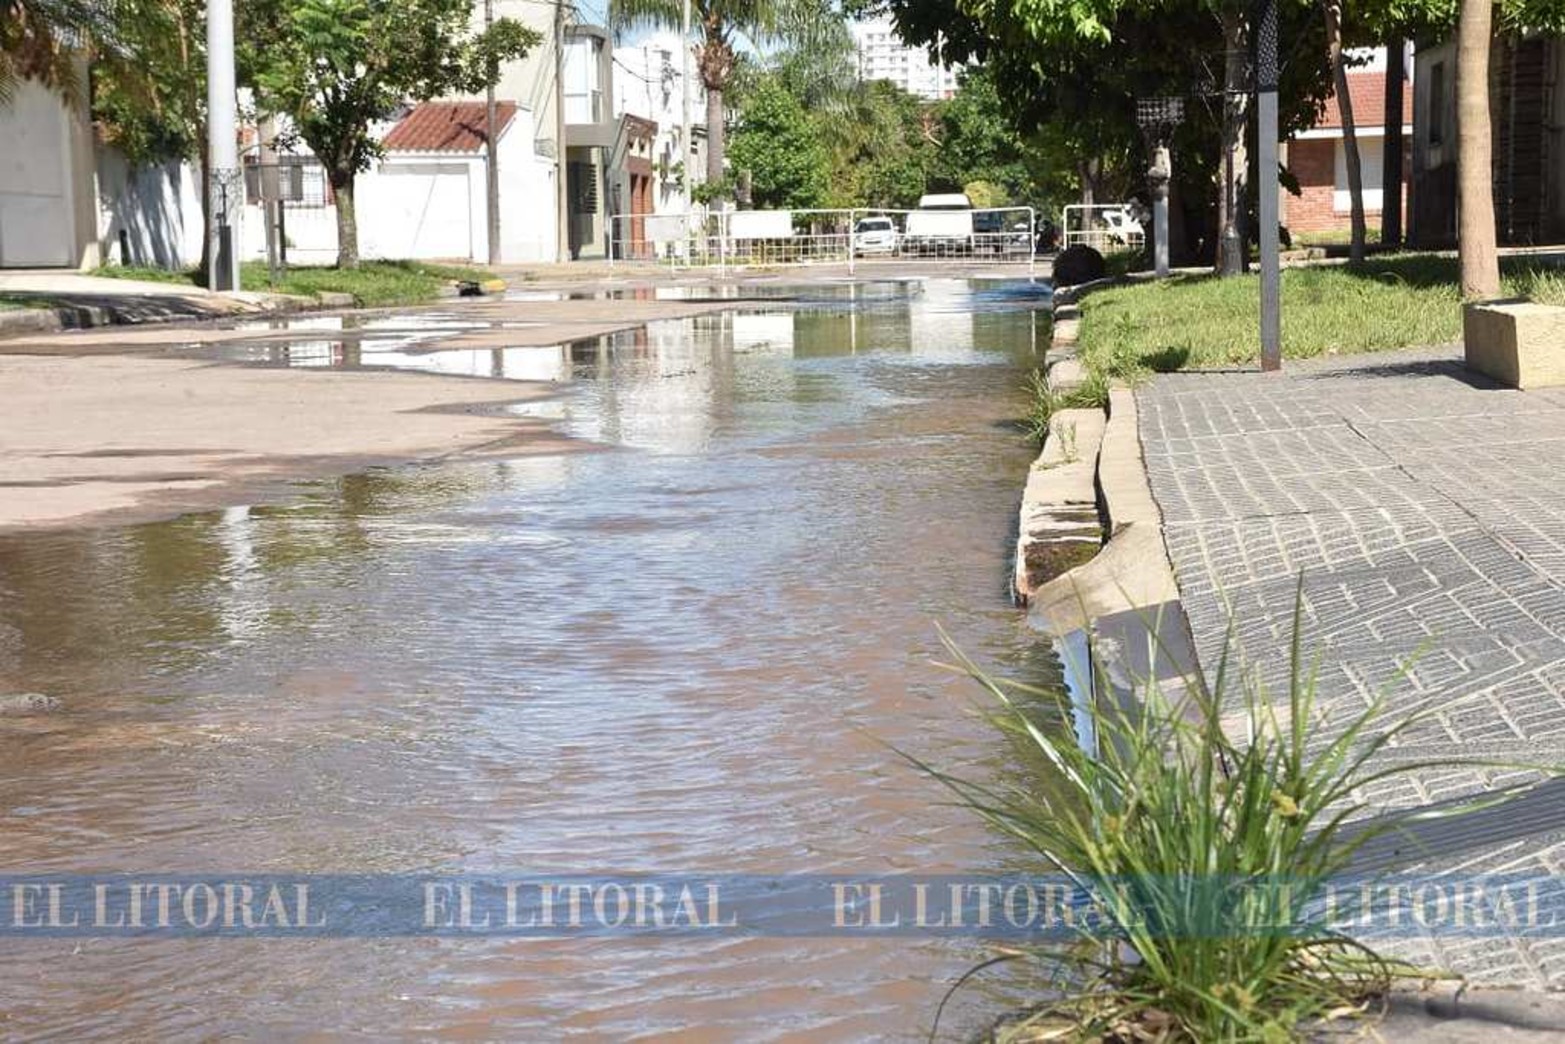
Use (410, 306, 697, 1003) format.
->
(905, 193, 975, 255)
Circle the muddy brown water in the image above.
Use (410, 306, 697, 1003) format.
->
(0, 279, 1065, 1040)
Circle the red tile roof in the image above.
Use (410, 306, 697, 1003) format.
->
(382, 101, 518, 153)
(1314, 70, 1412, 130)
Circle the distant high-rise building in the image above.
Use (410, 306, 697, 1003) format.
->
(851, 19, 956, 100)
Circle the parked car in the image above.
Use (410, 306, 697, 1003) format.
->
(852, 216, 900, 256)
(904, 193, 975, 255)
(1100, 206, 1146, 246)
(973, 211, 1033, 258)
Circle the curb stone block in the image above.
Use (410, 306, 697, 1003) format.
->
(1464, 300, 1565, 389)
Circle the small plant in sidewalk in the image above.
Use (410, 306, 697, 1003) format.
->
(1024, 369, 1109, 443)
(918, 590, 1550, 1042)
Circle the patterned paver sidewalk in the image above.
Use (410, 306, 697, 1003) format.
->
(1138, 347, 1565, 986)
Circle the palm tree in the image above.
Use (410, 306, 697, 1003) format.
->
(0, 0, 113, 104)
(609, 0, 830, 187)
(1456, 0, 1499, 298)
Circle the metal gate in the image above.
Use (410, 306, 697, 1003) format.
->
(608, 206, 1038, 275)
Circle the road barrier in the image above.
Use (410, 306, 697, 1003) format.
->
(608, 206, 1038, 276)
(1060, 203, 1146, 252)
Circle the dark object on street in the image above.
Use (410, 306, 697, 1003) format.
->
(1036, 219, 1059, 254)
(457, 281, 483, 297)
(1052, 245, 1106, 287)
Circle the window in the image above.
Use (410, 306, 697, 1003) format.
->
(564, 38, 603, 123)
(1428, 61, 1446, 146)
(1334, 137, 1386, 213)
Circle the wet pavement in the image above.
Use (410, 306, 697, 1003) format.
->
(1139, 348, 1565, 988)
(0, 279, 1062, 1039)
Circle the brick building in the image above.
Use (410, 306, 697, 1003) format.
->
(1283, 52, 1412, 237)
(1411, 34, 1565, 247)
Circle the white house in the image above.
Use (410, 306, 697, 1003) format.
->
(613, 31, 708, 216)
(359, 100, 556, 263)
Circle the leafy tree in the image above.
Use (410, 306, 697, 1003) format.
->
(728, 77, 829, 208)
(91, 0, 212, 270)
(610, 0, 832, 189)
(868, 0, 1332, 265)
(240, 0, 538, 268)
(92, 0, 205, 163)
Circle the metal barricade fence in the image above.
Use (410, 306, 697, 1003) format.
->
(608, 206, 1037, 275)
(1060, 204, 1146, 252)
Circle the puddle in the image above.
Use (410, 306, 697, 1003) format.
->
(0, 277, 1064, 1039)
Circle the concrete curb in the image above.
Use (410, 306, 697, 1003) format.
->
(0, 278, 506, 341)
(1013, 407, 1105, 603)
(0, 309, 66, 336)
(1026, 385, 1180, 636)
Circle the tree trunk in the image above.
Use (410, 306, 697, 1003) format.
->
(1383, 40, 1405, 246)
(705, 83, 724, 186)
(1078, 157, 1097, 208)
(332, 171, 360, 269)
(1217, 6, 1248, 275)
(1323, 0, 1366, 263)
(197, 146, 212, 281)
(1457, 0, 1500, 298)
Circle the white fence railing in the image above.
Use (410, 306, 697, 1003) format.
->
(608, 206, 1037, 274)
(1061, 204, 1146, 252)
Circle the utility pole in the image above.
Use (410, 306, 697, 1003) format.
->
(1255, 0, 1282, 371)
(681, 0, 692, 209)
(485, 0, 501, 265)
(259, 113, 281, 284)
(205, 0, 241, 291)
(554, 0, 569, 262)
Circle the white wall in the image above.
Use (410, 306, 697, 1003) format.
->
(96, 148, 204, 268)
(235, 108, 557, 265)
(497, 108, 558, 262)
(0, 77, 97, 268)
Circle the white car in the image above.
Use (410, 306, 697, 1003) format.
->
(1100, 207, 1146, 246)
(852, 216, 900, 256)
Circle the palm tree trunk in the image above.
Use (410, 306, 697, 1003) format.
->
(705, 83, 724, 186)
(1323, 0, 1365, 263)
(1457, 0, 1500, 298)
(332, 170, 360, 269)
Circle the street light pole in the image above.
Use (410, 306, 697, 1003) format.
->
(485, 0, 501, 265)
(1135, 97, 1183, 279)
(205, 0, 241, 292)
(555, 0, 569, 262)
(1255, 0, 1282, 371)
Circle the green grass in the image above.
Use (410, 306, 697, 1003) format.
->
(94, 260, 497, 307)
(1290, 226, 1381, 248)
(1075, 253, 1565, 380)
(923, 592, 1554, 1041)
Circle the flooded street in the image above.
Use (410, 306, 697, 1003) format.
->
(0, 279, 1059, 1040)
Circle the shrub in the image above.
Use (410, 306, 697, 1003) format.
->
(922, 587, 1552, 1041)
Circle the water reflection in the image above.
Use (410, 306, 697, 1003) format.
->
(0, 279, 1060, 1040)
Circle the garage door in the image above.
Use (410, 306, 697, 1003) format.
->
(0, 82, 74, 267)
(365, 162, 473, 261)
